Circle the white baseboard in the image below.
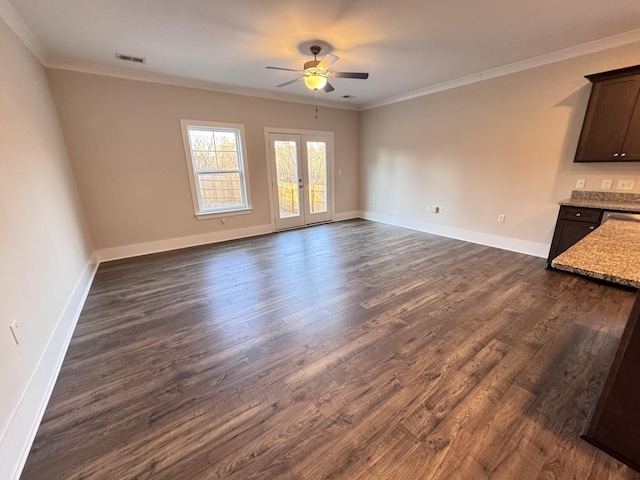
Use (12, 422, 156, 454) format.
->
(333, 210, 360, 222)
(97, 217, 372, 262)
(96, 224, 274, 262)
(0, 256, 98, 480)
(360, 211, 550, 258)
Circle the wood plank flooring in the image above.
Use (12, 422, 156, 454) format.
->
(21, 219, 640, 479)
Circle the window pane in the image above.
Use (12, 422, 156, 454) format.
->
(307, 141, 327, 214)
(198, 173, 244, 210)
(274, 141, 298, 183)
(216, 152, 239, 170)
(214, 131, 237, 151)
(274, 140, 300, 218)
(189, 129, 215, 151)
(194, 151, 217, 171)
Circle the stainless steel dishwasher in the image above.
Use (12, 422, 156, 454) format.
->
(600, 211, 640, 225)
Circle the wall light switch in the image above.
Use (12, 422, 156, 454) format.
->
(9, 320, 22, 345)
(498, 214, 505, 223)
(575, 179, 586, 189)
(601, 179, 613, 190)
(617, 179, 635, 191)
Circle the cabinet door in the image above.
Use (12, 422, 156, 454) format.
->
(574, 75, 640, 162)
(620, 92, 640, 161)
(582, 293, 640, 472)
(547, 219, 597, 266)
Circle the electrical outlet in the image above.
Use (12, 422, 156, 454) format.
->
(601, 179, 613, 190)
(617, 179, 635, 191)
(9, 320, 22, 345)
(575, 179, 586, 189)
(498, 214, 505, 223)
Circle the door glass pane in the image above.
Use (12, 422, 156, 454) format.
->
(274, 140, 300, 219)
(307, 141, 327, 214)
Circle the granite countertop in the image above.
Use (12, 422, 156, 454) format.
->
(560, 190, 640, 213)
(551, 219, 640, 289)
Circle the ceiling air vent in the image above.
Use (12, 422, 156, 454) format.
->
(116, 53, 146, 64)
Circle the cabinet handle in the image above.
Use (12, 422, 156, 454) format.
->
(613, 153, 619, 157)
(575, 213, 581, 217)
(590, 226, 595, 230)
(621, 153, 626, 157)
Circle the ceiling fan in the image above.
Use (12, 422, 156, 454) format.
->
(266, 45, 369, 93)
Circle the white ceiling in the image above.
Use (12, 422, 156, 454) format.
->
(5, 0, 640, 108)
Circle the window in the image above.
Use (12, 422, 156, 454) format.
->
(180, 120, 251, 218)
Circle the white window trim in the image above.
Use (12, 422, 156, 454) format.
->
(180, 119, 252, 219)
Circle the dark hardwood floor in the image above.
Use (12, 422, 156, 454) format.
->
(22, 219, 640, 479)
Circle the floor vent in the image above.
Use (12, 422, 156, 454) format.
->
(116, 53, 146, 64)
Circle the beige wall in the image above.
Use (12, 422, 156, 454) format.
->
(0, 15, 92, 465)
(360, 42, 640, 250)
(46, 70, 360, 251)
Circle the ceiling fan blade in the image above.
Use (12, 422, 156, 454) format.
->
(276, 78, 303, 88)
(331, 72, 369, 79)
(317, 53, 339, 71)
(266, 66, 303, 72)
(323, 82, 335, 93)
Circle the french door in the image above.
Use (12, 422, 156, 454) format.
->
(268, 132, 333, 230)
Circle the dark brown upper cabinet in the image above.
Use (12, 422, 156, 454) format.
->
(574, 65, 640, 163)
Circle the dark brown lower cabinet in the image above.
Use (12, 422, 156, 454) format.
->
(582, 292, 640, 472)
(547, 206, 603, 267)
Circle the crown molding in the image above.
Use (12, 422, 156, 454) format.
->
(361, 28, 640, 110)
(0, 0, 47, 63)
(4, 0, 640, 113)
(45, 56, 361, 111)
(0, 0, 358, 111)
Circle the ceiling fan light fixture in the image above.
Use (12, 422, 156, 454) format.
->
(304, 75, 328, 90)
(267, 44, 368, 94)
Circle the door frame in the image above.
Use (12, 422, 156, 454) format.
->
(264, 127, 335, 231)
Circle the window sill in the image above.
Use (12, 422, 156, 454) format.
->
(195, 208, 252, 220)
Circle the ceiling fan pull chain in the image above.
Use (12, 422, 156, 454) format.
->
(315, 90, 319, 119)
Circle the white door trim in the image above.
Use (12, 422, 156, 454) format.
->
(264, 127, 335, 232)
